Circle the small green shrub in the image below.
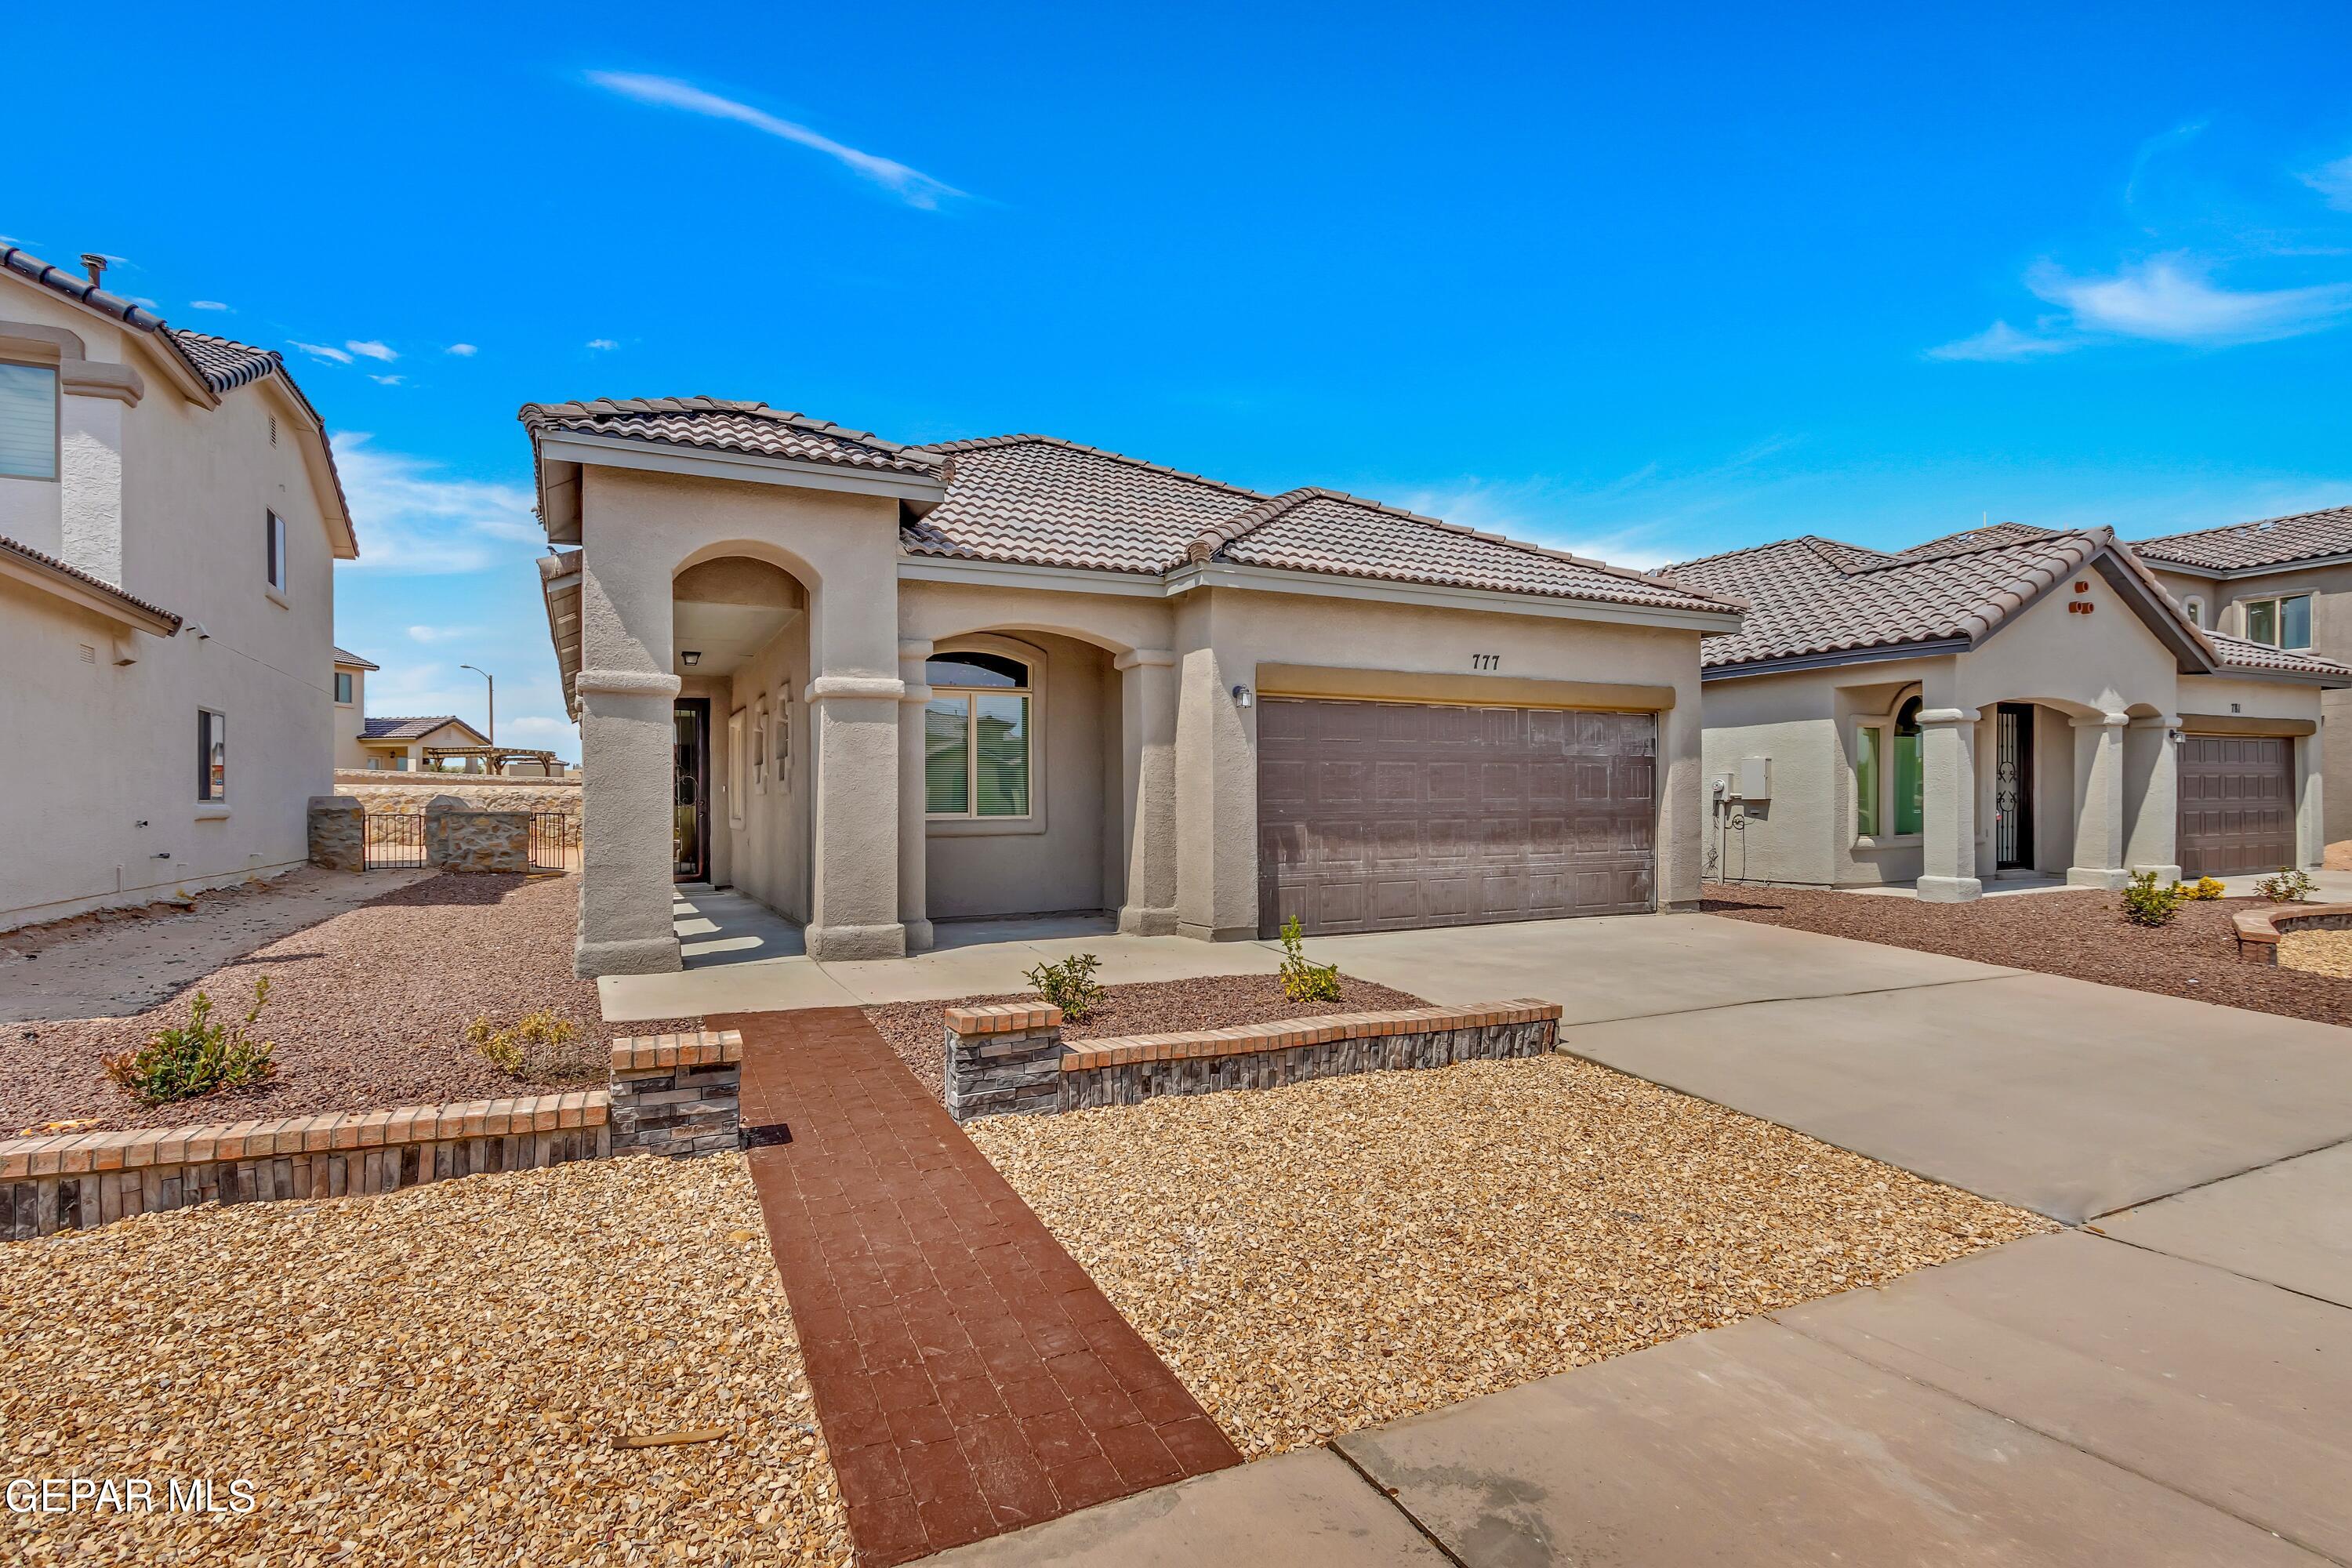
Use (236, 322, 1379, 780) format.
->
(2120, 870, 2187, 927)
(102, 978, 277, 1106)
(2183, 876, 2227, 901)
(1276, 915, 1343, 1003)
(2254, 867, 2320, 904)
(1025, 953, 1106, 1022)
(466, 1009, 588, 1083)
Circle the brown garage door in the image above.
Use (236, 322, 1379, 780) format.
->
(1256, 699, 1656, 938)
(2178, 734, 2295, 877)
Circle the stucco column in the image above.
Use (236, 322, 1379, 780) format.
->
(2296, 732, 2327, 869)
(2069, 711, 2132, 889)
(1916, 706, 1981, 903)
(804, 674, 909, 961)
(897, 638, 935, 953)
(1116, 648, 1179, 935)
(2124, 714, 2181, 883)
(1173, 631, 1259, 942)
(58, 391, 126, 584)
(574, 669, 684, 976)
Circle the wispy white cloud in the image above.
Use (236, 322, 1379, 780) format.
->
(586, 338, 619, 350)
(333, 435, 541, 574)
(347, 339, 397, 362)
(406, 624, 474, 644)
(2029, 255, 2352, 345)
(369, 373, 405, 387)
(1926, 320, 2079, 361)
(189, 299, 230, 311)
(445, 343, 478, 357)
(503, 715, 576, 741)
(586, 71, 964, 210)
(290, 341, 354, 364)
(2301, 154, 2352, 212)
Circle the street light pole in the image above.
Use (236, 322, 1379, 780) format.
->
(459, 663, 494, 747)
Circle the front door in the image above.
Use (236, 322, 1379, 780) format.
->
(1994, 703, 2034, 869)
(673, 699, 710, 882)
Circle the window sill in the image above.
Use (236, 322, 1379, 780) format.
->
(1853, 833, 1921, 850)
(928, 815, 1047, 838)
(194, 804, 231, 822)
(265, 585, 290, 609)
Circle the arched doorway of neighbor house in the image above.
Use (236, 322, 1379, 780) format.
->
(669, 552, 815, 927)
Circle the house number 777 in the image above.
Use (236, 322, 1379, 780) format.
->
(1471, 654, 1501, 670)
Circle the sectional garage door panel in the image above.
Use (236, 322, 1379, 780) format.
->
(1257, 699, 1656, 938)
(2178, 734, 2296, 878)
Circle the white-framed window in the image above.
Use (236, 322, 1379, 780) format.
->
(924, 651, 1032, 818)
(197, 710, 227, 802)
(2245, 593, 2312, 650)
(2183, 595, 2205, 629)
(727, 708, 746, 827)
(335, 670, 355, 705)
(1852, 691, 1925, 841)
(265, 510, 288, 593)
(0, 361, 59, 480)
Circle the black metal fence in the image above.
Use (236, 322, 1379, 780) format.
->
(364, 811, 426, 870)
(529, 811, 577, 873)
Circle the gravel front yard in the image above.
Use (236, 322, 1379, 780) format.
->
(0, 1154, 848, 1567)
(1704, 881, 2352, 1028)
(2, 874, 698, 1134)
(866, 971, 1431, 1097)
(968, 1053, 2049, 1458)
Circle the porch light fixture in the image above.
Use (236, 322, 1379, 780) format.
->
(681, 651, 702, 666)
(1231, 684, 1254, 709)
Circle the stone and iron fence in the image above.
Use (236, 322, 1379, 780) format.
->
(309, 794, 539, 873)
(3, 1029, 744, 1241)
(944, 998, 1566, 1121)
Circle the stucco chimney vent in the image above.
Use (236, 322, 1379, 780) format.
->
(81, 253, 108, 287)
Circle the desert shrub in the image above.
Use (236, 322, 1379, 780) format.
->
(2120, 870, 2186, 927)
(2183, 877, 2227, 901)
(1025, 953, 1106, 1022)
(466, 1009, 590, 1083)
(2254, 867, 2320, 904)
(102, 978, 277, 1106)
(1276, 915, 1343, 1003)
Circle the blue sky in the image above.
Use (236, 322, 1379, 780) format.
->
(9, 2, 2352, 755)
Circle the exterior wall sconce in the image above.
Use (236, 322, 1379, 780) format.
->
(1231, 684, 1254, 709)
(681, 651, 702, 666)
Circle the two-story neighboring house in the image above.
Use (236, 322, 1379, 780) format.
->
(332, 647, 379, 769)
(2135, 505, 2352, 846)
(0, 245, 356, 931)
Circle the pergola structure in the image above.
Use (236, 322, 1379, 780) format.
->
(420, 745, 565, 776)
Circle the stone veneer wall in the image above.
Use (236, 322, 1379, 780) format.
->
(307, 795, 367, 873)
(339, 779, 582, 845)
(609, 1029, 742, 1156)
(1, 1093, 610, 1242)
(941, 1000, 1565, 1121)
(423, 797, 532, 873)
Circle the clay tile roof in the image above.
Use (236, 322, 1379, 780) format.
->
(902, 436, 1267, 575)
(2205, 630, 2352, 678)
(517, 397, 944, 477)
(1187, 488, 1740, 613)
(2132, 503, 2352, 572)
(363, 716, 466, 741)
(1674, 527, 2125, 670)
(332, 646, 379, 670)
(0, 534, 183, 630)
(165, 329, 283, 394)
(1893, 521, 2056, 561)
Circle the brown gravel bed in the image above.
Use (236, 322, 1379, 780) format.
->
(970, 1053, 2048, 1458)
(0, 1153, 848, 1566)
(1, 874, 699, 1134)
(1704, 881, 2352, 1029)
(865, 971, 1432, 1097)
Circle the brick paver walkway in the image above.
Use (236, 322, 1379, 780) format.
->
(719, 1007, 1241, 1565)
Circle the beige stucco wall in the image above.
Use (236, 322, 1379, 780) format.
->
(333, 662, 368, 769)
(0, 284, 339, 932)
(716, 608, 813, 924)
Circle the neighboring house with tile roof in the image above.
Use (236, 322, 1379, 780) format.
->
(518, 396, 1745, 974)
(1672, 523, 2346, 897)
(0, 244, 359, 931)
(2131, 503, 2352, 842)
(355, 715, 492, 771)
(330, 647, 379, 769)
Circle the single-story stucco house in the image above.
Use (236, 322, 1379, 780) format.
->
(357, 714, 492, 771)
(1671, 522, 2349, 898)
(520, 397, 1746, 975)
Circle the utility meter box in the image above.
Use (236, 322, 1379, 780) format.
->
(1736, 756, 1772, 801)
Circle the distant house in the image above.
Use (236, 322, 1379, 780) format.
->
(0, 244, 356, 931)
(332, 647, 379, 769)
(358, 715, 491, 771)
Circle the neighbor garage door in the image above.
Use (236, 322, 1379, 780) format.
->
(1256, 699, 1656, 938)
(2178, 733, 2295, 877)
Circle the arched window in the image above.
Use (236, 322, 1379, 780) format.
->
(925, 652, 1032, 818)
(1893, 696, 1925, 837)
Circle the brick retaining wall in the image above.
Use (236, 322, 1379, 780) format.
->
(942, 1000, 1564, 1121)
(609, 1029, 742, 1156)
(2233, 902, 2352, 964)
(1, 1092, 609, 1242)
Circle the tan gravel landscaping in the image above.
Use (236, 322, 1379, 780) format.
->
(968, 1052, 2052, 1459)
(0, 1154, 848, 1567)
(2278, 927, 2352, 978)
